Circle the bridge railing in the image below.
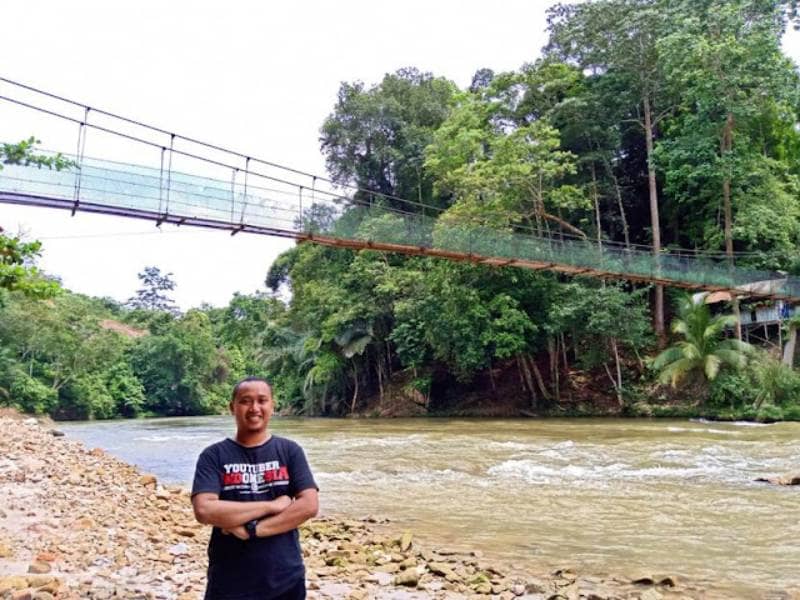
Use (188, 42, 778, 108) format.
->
(2, 151, 800, 300)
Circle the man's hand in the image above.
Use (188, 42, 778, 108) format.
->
(222, 525, 248, 540)
(256, 488, 318, 539)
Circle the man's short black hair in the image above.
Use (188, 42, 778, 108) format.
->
(230, 376, 272, 402)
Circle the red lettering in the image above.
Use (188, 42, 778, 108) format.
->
(223, 473, 242, 485)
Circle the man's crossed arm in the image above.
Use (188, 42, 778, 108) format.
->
(192, 488, 319, 538)
(192, 493, 292, 530)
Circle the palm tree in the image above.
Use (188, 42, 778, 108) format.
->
(653, 294, 754, 387)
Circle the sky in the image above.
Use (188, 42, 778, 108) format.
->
(1, 1, 799, 310)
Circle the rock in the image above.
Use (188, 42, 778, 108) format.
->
(0, 543, 12, 557)
(399, 531, 413, 552)
(73, 516, 95, 530)
(376, 563, 400, 574)
(27, 561, 51, 574)
(639, 589, 664, 600)
(34, 552, 57, 563)
(631, 573, 655, 585)
(525, 577, 549, 593)
(169, 543, 189, 556)
(365, 572, 394, 586)
(428, 562, 461, 583)
(48, 429, 64, 437)
(473, 580, 493, 594)
(25, 576, 55, 588)
(394, 569, 420, 587)
(755, 473, 800, 486)
(657, 575, 677, 587)
(0, 577, 30, 594)
(138, 474, 158, 487)
(174, 528, 196, 538)
(511, 583, 526, 596)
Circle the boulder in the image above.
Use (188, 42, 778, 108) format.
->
(138, 474, 158, 487)
(755, 473, 800, 486)
(27, 561, 51, 574)
(394, 569, 419, 587)
(0, 577, 30, 595)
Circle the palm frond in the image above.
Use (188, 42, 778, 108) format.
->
(652, 346, 684, 370)
(659, 357, 698, 387)
(704, 354, 721, 380)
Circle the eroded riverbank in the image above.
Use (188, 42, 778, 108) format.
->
(0, 415, 791, 599)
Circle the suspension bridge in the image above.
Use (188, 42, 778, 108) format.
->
(1, 77, 799, 303)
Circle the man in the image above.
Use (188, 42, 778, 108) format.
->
(192, 377, 319, 600)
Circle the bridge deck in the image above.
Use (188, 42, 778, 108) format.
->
(2, 166, 798, 304)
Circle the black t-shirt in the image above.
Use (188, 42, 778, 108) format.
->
(192, 435, 317, 600)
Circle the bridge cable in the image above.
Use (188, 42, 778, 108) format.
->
(71, 107, 89, 216)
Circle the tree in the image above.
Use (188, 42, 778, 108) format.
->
(546, 0, 675, 339)
(783, 314, 800, 367)
(652, 294, 755, 386)
(130, 310, 230, 415)
(0, 234, 60, 302)
(320, 67, 457, 210)
(425, 87, 588, 238)
(658, 0, 800, 337)
(126, 266, 180, 315)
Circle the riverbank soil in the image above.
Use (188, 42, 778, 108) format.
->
(0, 415, 754, 599)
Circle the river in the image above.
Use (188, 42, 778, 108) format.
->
(59, 416, 800, 596)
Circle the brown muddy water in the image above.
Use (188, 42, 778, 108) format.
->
(60, 417, 800, 596)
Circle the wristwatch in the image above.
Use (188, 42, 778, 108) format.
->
(245, 519, 259, 540)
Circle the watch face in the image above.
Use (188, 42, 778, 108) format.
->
(247, 520, 258, 539)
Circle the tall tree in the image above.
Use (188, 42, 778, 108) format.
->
(546, 0, 674, 339)
(658, 0, 800, 337)
(320, 68, 457, 211)
(126, 266, 180, 315)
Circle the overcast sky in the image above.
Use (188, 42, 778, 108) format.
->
(2, 1, 799, 309)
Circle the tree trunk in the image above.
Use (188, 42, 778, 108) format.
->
(783, 322, 797, 367)
(604, 158, 631, 249)
(517, 355, 537, 408)
(612, 337, 623, 407)
(591, 162, 602, 248)
(643, 94, 665, 344)
(376, 359, 384, 402)
(721, 112, 742, 340)
(548, 338, 560, 402)
(528, 354, 551, 402)
(350, 364, 359, 415)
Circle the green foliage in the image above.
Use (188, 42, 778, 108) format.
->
(126, 266, 179, 315)
(6, 368, 58, 415)
(320, 67, 457, 210)
(7, 4, 800, 422)
(129, 310, 230, 416)
(653, 294, 755, 386)
(0, 234, 60, 302)
(0, 137, 73, 172)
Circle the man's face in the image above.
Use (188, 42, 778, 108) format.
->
(230, 381, 274, 435)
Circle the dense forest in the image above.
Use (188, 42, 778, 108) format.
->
(3, 0, 800, 421)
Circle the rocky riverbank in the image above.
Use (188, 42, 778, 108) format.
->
(0, 415, 731, 599)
